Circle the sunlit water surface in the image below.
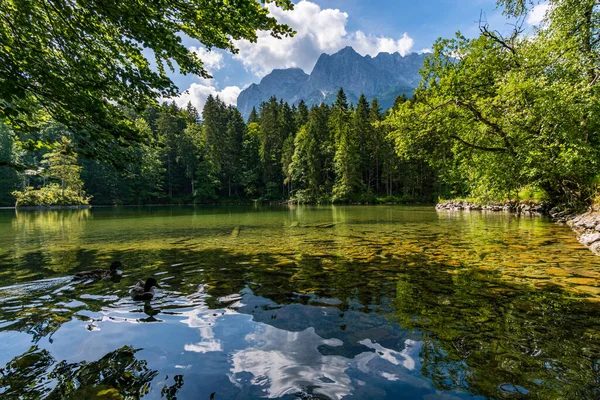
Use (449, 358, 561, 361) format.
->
(0, 206, 599, 399)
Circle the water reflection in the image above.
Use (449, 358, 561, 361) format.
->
(0, 345, 164, 399)
(393, 268, 600, 399)
(0, 206, 599, 399)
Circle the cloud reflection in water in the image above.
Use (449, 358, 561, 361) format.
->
(228, 320, 428, 399)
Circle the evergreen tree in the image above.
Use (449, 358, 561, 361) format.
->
(291, 104, 333, 202)
(223, 107, 245, 197)
(295, 100, 309, 128)
(279, 102, 296, 197)
(241, 122, 263, 198)
(42, 136, 84, 199)
(180, 120, 202, 195)
(202, 95, 227, 196)
(331, 89, 362, 202)
(185, 102, 200, 123)
(259, 97, 284, 199)
(248, 107, 260, 124)
(156, 103, 187, 199)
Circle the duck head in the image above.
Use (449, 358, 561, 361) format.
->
(144, 277, 162, 291)
(110, 261, 122, 274)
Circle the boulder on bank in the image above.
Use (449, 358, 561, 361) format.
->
(568, 212, 600, 255)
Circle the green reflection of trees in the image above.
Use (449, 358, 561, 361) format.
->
(161, 375, 184, 400)
(8, 209, 92, 279)
(393, 268, 600, 399)
(0, 345, 163, 399)
(2, 243, 600, 400)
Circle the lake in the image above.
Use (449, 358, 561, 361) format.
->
(0, 205, 599, 399)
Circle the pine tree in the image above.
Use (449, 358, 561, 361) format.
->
(248, 107, 260, 124)
(279, 102, 296, 197)
(156, 103, 187, 199)
(241, 121, 263, 198)
(185, 101, 200, 123)
(296, 100, 309, 128)
(259, 97, 284, 199)
(291, 103, 332, 202)
(180, 120, 202, 195)
(202, 95, 227, 196)
(354, 95, 376, 192)
(223, 107, 245, 197)
(331, 89, 361, 201)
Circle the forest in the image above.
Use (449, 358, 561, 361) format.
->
(1, 0, 599, 211)
(0, 91, 438, 206)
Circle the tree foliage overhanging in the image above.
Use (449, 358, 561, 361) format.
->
(0, 0, 294, 163)
(385, 0, 600, 208)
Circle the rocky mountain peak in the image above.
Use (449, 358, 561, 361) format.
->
(236, 47, 427, 119)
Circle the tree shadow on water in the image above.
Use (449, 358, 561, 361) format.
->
(392, 266, 600, 399)
(0, 345, 183, 399)
(1, 245, 600, 399)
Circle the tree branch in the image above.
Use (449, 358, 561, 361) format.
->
(455, 100, 516, 155)
(449, 135, 509, 153)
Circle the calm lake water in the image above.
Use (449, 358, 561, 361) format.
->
(0, 205, 599, 399)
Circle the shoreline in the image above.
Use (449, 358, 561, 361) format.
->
(436, 200, 600, 256)
(11, 205, 92, 211)
(567, 211, 600, 256)
(3, 200, 600, 256)
(1, 201, 434, 210)
(435, 200, 549, 216)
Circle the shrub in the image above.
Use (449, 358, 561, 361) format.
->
(12, 184, 91, 207)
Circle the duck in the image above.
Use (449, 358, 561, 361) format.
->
(74, 261, 123, 281)
(131, 277, 162, 301)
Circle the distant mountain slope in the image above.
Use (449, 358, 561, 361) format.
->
(236, 46, 427, 118)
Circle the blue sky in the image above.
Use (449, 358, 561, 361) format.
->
(170, 0, 548, 111)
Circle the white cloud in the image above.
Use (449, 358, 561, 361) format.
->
(233, 0, 415, 77)
(351, 31, 414, 57)
(189, 46, 224, 73)
(170, 82, 242, 112)
(526, 2, 550, 26)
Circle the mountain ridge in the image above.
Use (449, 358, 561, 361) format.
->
(236, 46, 426, 118)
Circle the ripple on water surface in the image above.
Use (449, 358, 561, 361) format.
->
(0, 206, 599, 399)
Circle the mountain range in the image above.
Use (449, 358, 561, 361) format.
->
(236, 46, 427, 118)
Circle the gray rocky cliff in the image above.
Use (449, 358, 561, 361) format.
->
(236, 47, 426, 119)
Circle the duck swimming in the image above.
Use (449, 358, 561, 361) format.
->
(74, 261, 123, 281)
(131, 277, 162, 301)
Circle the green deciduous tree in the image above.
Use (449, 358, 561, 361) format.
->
(385, 0, 600, 208)
(12, 135, 90, 206)
(0, 0, 294, 161)
(42, 136, 84, 199)
(0, 122, 20, 205)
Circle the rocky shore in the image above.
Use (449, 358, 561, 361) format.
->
(435, 200, 548, 215)
(437, 199, 600, 256)
(567, 212, 600, 256)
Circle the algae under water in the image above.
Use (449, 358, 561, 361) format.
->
(0, 205, 598, 399)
